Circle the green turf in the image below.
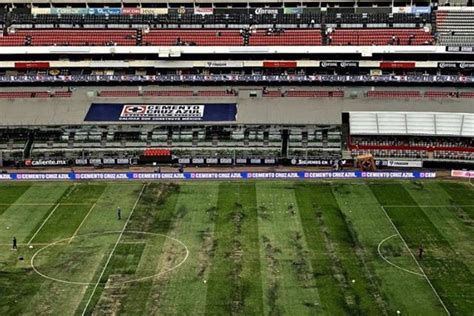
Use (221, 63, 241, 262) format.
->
(0, 180, 472, 315)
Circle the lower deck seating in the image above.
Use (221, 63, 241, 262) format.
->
(350, 135, 474, 161)
(0, 91, 71, 98)
(248, 29, 322, 46)
(330, 28, 433, 46)
(99, 90, 233, 97)
(2, 29, 137, 46)
(263, 90, 344, 97)
(367, 90, 421, 98)
(143, 149, 171, 157)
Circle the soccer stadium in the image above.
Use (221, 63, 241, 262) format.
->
(0, 0, 473, 315)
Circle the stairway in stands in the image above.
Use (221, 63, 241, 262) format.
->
(24, 131, 35, 159)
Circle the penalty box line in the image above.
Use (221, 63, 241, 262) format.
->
(380, 206, 451, 316)
(68, 203, 97, 245)
(24, 203, 96, 245)
(81, 184, 147, 316)
(27, 203, 62, 245)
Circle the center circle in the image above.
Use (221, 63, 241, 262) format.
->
(30, 230, 189, 285)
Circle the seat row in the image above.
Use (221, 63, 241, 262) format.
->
(368, 90, 474, 98)
(0, 91, 72, 98)
(0, 28, 435, 47)
(98, 90, 236, 97)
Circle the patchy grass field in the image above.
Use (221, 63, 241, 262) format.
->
(0, 180, 472, 315)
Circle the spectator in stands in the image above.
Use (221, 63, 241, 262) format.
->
(175, 37, 182, 46)
(262, 86, 268, 95)
(391, 35, 396, 45)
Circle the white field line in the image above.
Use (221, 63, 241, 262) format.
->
(0, 203, 91, 206)
(68, 203, 97, 245)
(81, 184, 146, 316)
(1, 243, 51, 246)
(377, 234, 423, 277)
(29, 230, 189, 286)
(27, 203, 61, 245)
(384, 205, 474, 208)
(380, 206, 451, 316)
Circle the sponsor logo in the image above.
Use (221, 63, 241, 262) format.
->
(439, 62, 457, 68)
(321, 61, 358, 68)
(460, 63, 474, 69)
(141, 8, 168, 15)
(255, 8, 279, 15)
(451, 170, 474, 178)
(321, 61, 338, 68)
(340, 62, 358, 68)
(25, 159, 68, 167)
(194, 8, 213, 15)
(120, 104, 205, 121)
(122, 8, 141, 15)
(439, 62, 474, 69)
(206, 61, 228, 67)
(386, 160, 423, 168)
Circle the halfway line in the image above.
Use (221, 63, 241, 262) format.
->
(81, 184, 147, 316)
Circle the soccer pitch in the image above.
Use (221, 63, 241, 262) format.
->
(0, 180, 472, 315)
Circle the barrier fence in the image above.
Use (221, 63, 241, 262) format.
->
(0, 171, 436, 181)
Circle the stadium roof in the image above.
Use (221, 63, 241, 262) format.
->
(350, 112, 474, 137)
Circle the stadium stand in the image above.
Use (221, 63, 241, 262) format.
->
(0, 91, 71, 98)
(143, 29, 243, 46)
(349, 112, 474, 161)
(248, 29, 322, 46)
(436, 8, 474, 46)
(367, 90, 421, 98)
(329, 28, 433, 46)
(98, 90, 235, 97)
(262, 90, 344, 97)
(0, 3, 474, 169)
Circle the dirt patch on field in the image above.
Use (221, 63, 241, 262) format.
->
(315, 210, 357, 308)
(289, 232, 313, 286)
(262, 235, 283, 316)
(197, 227, 216, 278)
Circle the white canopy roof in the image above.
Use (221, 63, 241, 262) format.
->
(350, 112, 474, 137)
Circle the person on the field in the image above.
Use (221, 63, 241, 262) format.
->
(12, 236, 17, 250)
(117, 207, 122, 220)
(418, 244, 424, 259)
